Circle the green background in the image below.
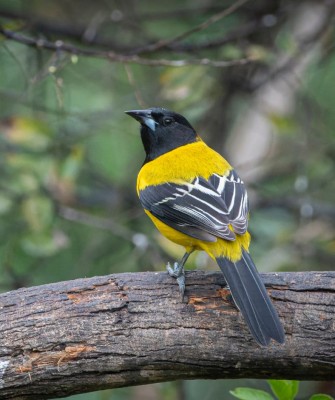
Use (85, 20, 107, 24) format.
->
(0, 1, 334, 399)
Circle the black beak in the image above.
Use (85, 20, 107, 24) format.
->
(125, 109, 157, 131)
(125, 109, 151, 121)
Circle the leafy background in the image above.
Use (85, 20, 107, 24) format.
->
(0, 0, 334, 399)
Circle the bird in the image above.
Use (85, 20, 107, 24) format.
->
(125, 107, 285, 346)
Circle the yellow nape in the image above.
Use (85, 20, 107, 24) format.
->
(145, 211, 251, 262)
(137, 140, 232, 193)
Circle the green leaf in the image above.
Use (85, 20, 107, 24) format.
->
(268, 380, 299, 400)
(230, 388, 274, 400)
(310, 395, 334, 400)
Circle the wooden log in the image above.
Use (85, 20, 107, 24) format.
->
(0, 271, 334, 399)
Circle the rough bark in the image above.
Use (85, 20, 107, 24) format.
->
(0, 271, 334, 399)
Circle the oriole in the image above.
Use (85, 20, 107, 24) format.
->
(126, 107, 285, 346)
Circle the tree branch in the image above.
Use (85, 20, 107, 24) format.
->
(133, 0, 249, 54)
(0, 271, 334, 399)
(0, 26, 255, 68)
(0, 3, 260, 54)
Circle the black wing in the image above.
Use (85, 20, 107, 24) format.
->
(139, 169, 249, 243)
(209, 170, 249, 235)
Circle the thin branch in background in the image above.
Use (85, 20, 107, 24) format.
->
(59, 205, 146, 247)
(0, 6, 264, 54)
(0, 26, 255, 68)
(51, 74, 65, 110)
(138, 5, 239, 20)
(30, 50, 70, 85)
(169, 19, 260, 53)
(135, 0, 249, 55)
(124, 64, 147, 108)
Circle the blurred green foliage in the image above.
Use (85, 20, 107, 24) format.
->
(0, 0, 335, 399)
(231, 380, 334, 400)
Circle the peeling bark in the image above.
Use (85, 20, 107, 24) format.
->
(0, 271, 334, 399)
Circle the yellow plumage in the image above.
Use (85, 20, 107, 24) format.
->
(137, 140, 251, 262)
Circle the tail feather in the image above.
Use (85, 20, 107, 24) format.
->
(216, 250, 285, 346)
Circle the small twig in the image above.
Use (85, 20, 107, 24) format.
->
(169, 20, 260, 53)
(59, 205, 140, 244)
(123, 64, 147, 108)
(135, 0, 249, 54)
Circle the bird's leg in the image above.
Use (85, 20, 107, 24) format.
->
(166, 251, 192, 300)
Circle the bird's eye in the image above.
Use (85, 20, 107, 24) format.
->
(162, 117, 174, 126)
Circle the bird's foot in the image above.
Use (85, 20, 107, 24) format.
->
(166, 262, 185, 300)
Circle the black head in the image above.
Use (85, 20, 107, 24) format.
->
(125, 107, 198, 163)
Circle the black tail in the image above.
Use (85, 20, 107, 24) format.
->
(216, 250, 285, 346)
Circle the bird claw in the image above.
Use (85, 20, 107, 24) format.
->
(166, 262, 185, 300)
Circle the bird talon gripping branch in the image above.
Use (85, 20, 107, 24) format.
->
(166, 262, 185, 298)
(126, 107, 285, 346)
(166, 261, 184, 278)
